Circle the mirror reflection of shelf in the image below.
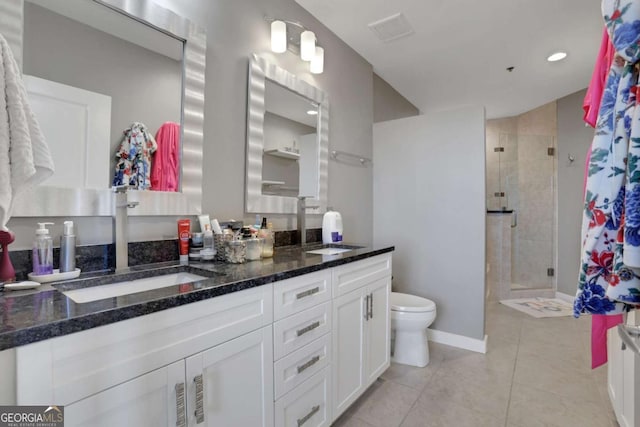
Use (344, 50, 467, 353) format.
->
(264, 148, 300, 160)
(261, 180, 299, 195)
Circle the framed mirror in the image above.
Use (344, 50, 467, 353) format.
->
(246, 54, 328, 214)
(5, 0, 206, 216)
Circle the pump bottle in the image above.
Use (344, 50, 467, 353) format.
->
(33, 222, 54, 275)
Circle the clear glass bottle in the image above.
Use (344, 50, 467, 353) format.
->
(259, 219, 274, 258)
(202, 224, 215, 261)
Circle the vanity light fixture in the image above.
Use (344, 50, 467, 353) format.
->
(307, 110, 318, 115)
(547, 51, 567, 62)
(310, 46, 324, 74)
(300, 30, 316, 61)
(271, 20, 287, 53)
(267, 17, 324, 74)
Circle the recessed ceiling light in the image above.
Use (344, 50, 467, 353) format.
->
(547, 52, 567, 62)
(307, 110, 318, 115)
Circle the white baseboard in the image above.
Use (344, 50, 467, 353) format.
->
(555, 292, 575, 304)
(427, 329, 487, 354)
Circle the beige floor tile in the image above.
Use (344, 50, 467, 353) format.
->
(350, 379, 421, 427)
(437, 338, 517, 381)
(517, 335, 590, 368)
(518, 321, 585, 354)
(333, 301, 618, 427)
(513, 351, 602, 404)
(422, 363, 512, 419)
(400, 388, 505, 427)
(507, 382, 616, 427)
(381, 360, 441, 391)
(486, 318, 523, 344)
(332, 413, 376, 427)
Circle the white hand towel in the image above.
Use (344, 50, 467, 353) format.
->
(0, 33, 54, 229)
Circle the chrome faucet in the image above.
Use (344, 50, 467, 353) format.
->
(297, 196, 319, 246)
(112, 186, 139, 273)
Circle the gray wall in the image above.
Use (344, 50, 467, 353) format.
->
(23, 2, 182, 181)
(373, 73, 419, 123)
(152, 0, 375, 244)
(557, 89, 591, 296)
(7, 0, 386, 248)
(373, 107, 486, 341)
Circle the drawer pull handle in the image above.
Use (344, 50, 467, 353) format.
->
(369, 293, 374, 319)
(175, 382, 186, 427)
(297, 320, 321, 337)
(194, 374, 205, 424)
(296, 286, 320, 300)
(297, 355, 321, 374)
(297, 405, 320, 426)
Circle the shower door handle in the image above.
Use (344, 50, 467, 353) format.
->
(511, 210, 517, 228)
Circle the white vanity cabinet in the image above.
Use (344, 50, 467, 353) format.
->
(272, 270, 333, 427)
(8, 251, 393, 427)
(185, 326, 274, 427)
(64, 360, 186, 426)
(608, 310, 640, 427)
(15, 284, 274, 427)
(331, 254, 392, 421)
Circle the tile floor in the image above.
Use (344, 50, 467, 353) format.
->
(333, 301, 618, 427)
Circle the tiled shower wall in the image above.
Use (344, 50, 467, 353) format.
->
(486, 102, 557, 289)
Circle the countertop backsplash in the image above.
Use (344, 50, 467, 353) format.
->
(7, 228, 323, 280)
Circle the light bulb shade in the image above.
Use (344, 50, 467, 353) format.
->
(310, 46, 324, 74)
(271, 20, 287, 53)
(300, 30, 316, 61)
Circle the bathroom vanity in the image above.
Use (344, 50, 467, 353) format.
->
(607, 311, 640, 427)
(0, 245, 393, 426)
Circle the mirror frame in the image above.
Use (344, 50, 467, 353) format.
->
(246, 54, 328, 214)
(5, 0, 206, 216)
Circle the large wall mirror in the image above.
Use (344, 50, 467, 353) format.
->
(246, 54, 328, 214)
(5, 0, 206, 216)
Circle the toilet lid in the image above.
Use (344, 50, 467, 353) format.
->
(391, 292, 436, 312)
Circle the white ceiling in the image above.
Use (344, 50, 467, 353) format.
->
(295, 0, 604, 119)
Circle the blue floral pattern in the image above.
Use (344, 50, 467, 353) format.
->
(112, 122, 157, 190)
(576, 0, 640, 316)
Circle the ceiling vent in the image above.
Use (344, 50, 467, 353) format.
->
(367, 13, 414, 43)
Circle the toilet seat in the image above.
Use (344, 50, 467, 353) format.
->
(391, 292, 436, 312)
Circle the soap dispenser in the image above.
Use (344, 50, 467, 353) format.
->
(60, 221, 76, 273)
(33, 222, 54, 276)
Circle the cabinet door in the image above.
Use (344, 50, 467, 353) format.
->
(332, 288, 366, 420)
(365, 278, 391, 387)
(65, 360, 185, 427)
(185, 326, 274, 427)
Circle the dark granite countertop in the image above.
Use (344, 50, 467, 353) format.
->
(0, 243, 394, 351)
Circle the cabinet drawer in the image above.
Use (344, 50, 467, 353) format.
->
(332, 254, 392, 297)
(273, 270, 331, 321)
(275, 367, 331, 427)
(274, 334, 330, 399)
(16, 285, 273, 406)
(274, 302, 331, 360)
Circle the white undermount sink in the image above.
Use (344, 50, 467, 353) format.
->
(306, 248, 353, 255)
(61, 272, 207, 303)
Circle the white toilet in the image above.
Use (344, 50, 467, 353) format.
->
(390, 292, 437, 367)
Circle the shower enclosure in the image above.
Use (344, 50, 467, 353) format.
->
(486, 131, 556, 294)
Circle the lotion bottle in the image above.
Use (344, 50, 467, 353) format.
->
(60, 220, 76, 273)
(33, 222, 54, 275)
